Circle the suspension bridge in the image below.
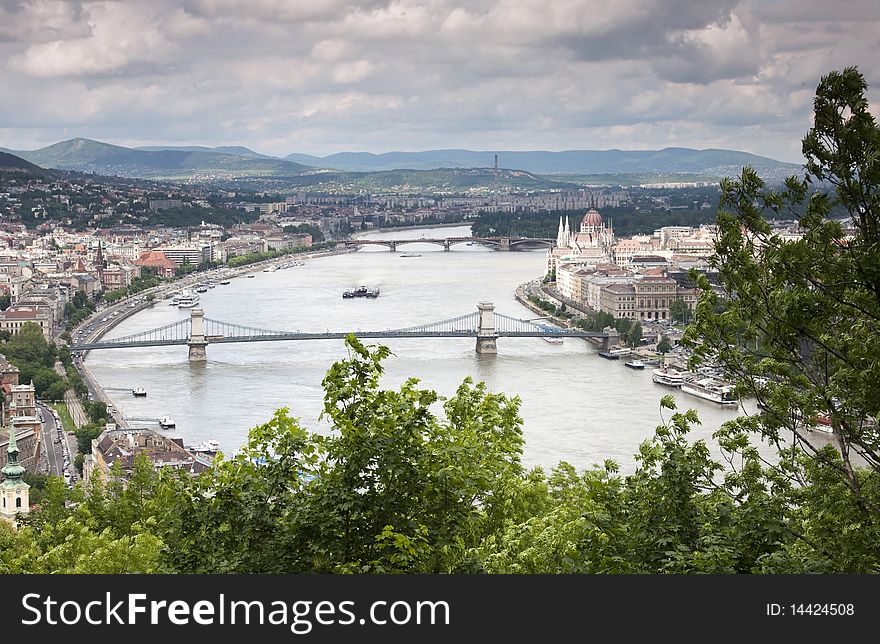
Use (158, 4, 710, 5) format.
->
(345, 236, 555, 251)
(71, 303, 616, 362)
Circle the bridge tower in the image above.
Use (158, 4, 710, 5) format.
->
(475, 301, 498, 354)
(188, 308, 208, 362)
(498, 238, 510, 251)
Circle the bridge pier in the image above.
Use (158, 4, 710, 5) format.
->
(389, 241, 396, 252)
(599, 327, 619, 351)
(443, 240, 451, 251)
(475, 301, 498, 355)
(498, 237, 511, 251)
(188, 308, 208, 362)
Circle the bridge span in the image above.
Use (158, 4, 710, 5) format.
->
(72, 303, 616, 362)
(345, 236, 554, 251)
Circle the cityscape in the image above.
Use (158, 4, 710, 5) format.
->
(1, 0, 878, 599)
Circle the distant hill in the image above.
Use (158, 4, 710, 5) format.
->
(135, 144, 274, 159)
(0, 150, 48, 176)
(285, 147, 802, 178)
(5, 138, 309, 179)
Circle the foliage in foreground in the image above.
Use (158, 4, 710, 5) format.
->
(2, 336, 878, 574)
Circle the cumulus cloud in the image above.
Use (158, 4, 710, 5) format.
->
(0, 0, 877, 162)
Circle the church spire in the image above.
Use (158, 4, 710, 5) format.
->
(2, 400, 24, 485)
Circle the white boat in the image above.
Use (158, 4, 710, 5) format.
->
(168, 294, 181, 306)
(400, 252, 422, 257)
(542, 336, 564, 344)
(652, 366, 686, 387)
(624, 360, 645, 370)
(132, 387, 147, 397)
(190, 439, 220, 454)
(158, 415, 176, 428)
(220, 279, 231, 285)
(247, 274, 255, 278)
(177, 291, 199, 308)
(681, 377, 738, 405)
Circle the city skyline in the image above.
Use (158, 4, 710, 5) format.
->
(1, 0, 879, 164)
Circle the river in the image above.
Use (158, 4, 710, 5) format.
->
(88, 224, 765, 474)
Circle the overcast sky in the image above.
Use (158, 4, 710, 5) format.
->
(1, 0, 878, 162)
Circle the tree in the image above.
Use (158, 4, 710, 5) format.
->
(625, 321, 643, 348)
(657, 336, 673, 354)
(684, 67, 880, 536)
(87, 401, 108, 425)
(0, 294, 10, 311)
(669, 298, 691, 324)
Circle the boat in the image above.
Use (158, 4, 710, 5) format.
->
(680, 377, 738, 405)
(158, 415, 176, 429)
(132, 387, 147, 397)
(207, 282, 216, 288)
(190, 439, 220, 454)
(598, 351, 621, 360)
(247, 274, 255, 278)
(542, 336, 564, 344)
(168, 294, 181, 306)
(264, 265, 277, 272)
(220, 279, 231, 285)
(400, 252, 422, 257)
(196, 284, 209, 293)
(624, 360, 645, 370)
(609, 347, 632, 357)
(652, 365, 686, 387)
(177, 291, 199, 308)
(343, 286, 380, 299)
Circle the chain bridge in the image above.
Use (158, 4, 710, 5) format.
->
(71, 303, 615, 362)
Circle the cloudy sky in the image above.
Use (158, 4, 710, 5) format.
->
(1, 0, 878, 162)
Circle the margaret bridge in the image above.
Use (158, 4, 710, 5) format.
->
(71, 303, 616, 362)
(344, 236, 555, 251)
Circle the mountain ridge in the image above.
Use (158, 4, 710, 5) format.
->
(4, 138, 309, 179)
(285, 147, 802, 175)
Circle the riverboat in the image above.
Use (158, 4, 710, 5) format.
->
(652, 366, 686, 387)
(680, 377, 738, 405)
(220, 279, 231, 285)
(190, 439, 220, 454)
(400, 253, 422, 257)
(132, 387, 147, 397)
(598, 351, 620, 360)
(624, 360, 645, 370)
(177, 291, 199, 308)
(158, 416, 176, 429)
(196, 284, 209, 293)
(343, 286, 380, 299)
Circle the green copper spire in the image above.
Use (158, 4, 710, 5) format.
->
(2, 401, 25, 484)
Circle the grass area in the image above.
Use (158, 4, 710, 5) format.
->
(50, 402, 77, 434)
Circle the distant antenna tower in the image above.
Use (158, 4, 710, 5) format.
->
(493, 153, 499, 211)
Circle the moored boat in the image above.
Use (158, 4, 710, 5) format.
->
(177, 291, 199, 308)
(681, 377, 738, 405)
(132, 387, 147, 397)
(158, 415, 176, 429)
(652, 365, 686, 387)
(624, 360, 645, 370)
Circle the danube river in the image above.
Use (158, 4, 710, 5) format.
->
(88, 225, 762, 473)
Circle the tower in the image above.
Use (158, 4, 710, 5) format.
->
(1, 401, 29, 522)
(94, 239, 105, 290)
